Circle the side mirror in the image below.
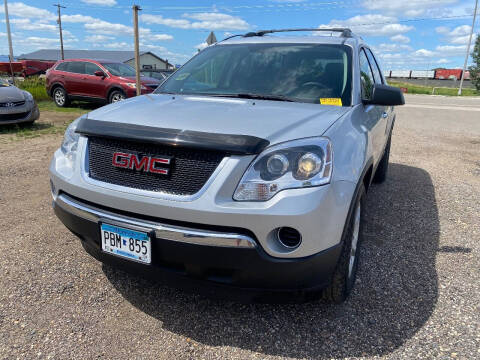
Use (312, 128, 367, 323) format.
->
(365, 84, 405, 106)
(94, 70, 106, 78)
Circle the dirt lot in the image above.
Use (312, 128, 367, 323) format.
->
(0, 96, 479, 359)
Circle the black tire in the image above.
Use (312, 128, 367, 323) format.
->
(52, 86, 70, 107)
(109, 90, 126, 104)
(323, 185, 366, 303)
(373, 134, 391, 184)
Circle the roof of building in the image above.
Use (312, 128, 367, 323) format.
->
(17, 49, 172, 66)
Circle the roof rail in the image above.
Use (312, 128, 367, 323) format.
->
(242, 28, 354, 38)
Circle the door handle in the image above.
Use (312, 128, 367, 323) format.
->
(382, 112, 388, 119)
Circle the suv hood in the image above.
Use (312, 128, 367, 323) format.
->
(0, 86, 26, 102)
(119, 76, 160, 84)
(86, 94, 350, 145)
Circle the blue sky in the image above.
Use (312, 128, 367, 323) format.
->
(0, 0, 479, 70)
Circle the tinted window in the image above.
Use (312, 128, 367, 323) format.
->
(67, 62, 85, 74)
(85, 62, 102, 75)
(366, 49, 383, 84)
(101, 63, 136, 77)
(156, 44, 353, 106)
(55, 62, 69, 71)
(359, 49, 375, 100)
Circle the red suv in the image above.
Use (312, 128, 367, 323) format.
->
(46, 59, 161, 107)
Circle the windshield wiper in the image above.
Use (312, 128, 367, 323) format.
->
(207, 93, 296, 102)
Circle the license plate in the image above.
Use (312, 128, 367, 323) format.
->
(100, 223, 151, 264)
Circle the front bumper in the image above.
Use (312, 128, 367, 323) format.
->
(0, 103, 39, 125)
(53, 192, 342, 299)
(124, 87, 155, 98)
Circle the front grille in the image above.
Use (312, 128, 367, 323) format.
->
(0, 111, 29, 121)
(0, 101, 25, 108)
(88, 137, 225, 196)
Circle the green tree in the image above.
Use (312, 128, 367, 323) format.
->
(469, 34, 480, 90)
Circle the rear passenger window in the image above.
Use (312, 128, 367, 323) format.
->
(359, 49, 374, 100)
(85, 62, 102, 75)
(67, 62, 85, 74)
(366, 49, 383, 84)
(55, 62, 69, 71)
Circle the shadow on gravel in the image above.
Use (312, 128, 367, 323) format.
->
(104, 163, 439, 358)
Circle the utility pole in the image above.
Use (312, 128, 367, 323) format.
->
(133, 4, 141, 96)
(458, 0, 478, 95)
(4, 0, 15, 84)
(54, 3, 66, 60)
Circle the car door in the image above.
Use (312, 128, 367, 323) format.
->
(83, 62, 108, 99)
(359, 48, 384, 165)
(64, 61, 85, 96)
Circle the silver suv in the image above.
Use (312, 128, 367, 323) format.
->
(50, 28, 404, 303)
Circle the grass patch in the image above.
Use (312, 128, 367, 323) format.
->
(16, 76, 50, 101)
(389, 81, 480, 96)
(0, 121, 70, 139)
(37, 100, 97, 113)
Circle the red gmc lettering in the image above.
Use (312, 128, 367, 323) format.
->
(129, 155, 149, 171)
(112, 152, 170, 175)
(149, 158, 169, 174)
(112, 152, 130, 168)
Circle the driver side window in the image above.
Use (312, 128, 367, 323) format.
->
(359, 49, 374, 100)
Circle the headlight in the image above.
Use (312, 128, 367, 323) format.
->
(125, 82, 147, 90)
(61, 117, 82, 164)
(233, 137, 333, 201)
(23, 91, 34, 102)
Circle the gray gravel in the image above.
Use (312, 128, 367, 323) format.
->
(0, 95, 479, 359)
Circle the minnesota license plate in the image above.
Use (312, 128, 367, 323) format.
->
(100, 223, 151, 264)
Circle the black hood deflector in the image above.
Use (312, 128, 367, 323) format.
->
(75, 117, 269, 155)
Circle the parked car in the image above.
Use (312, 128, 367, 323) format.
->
(45, 59, 161, 107)
(140, 69, 174, 81)
(50, 28, 404, 303)
(0, 78, 39, 125)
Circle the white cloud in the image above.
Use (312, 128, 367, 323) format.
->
(362, 0, 458, 17)
(375, 43, 413, 52)
(437, 58, 450, 64)
(390, 34, 410, 43)
(413, 49, 436, 57)
(435, 44, 467, 56)
(151, 34, 174, 41)
(141, 12, 250, 31)
(9, 18, 57, 32)
(141, 15, 191, 29)
(102, 42, 129, 49)
(319, 14, 413, 37)
(435, 26, 450, 34)
(436, 25, 477, 45)
(81, 0, 117, 6)
(62, 14, 97, 23)
(84, 34, 114, 43)
(0, 2, 56, 21)
(195, 42, 209, 51)
(84, 19, 151, 37)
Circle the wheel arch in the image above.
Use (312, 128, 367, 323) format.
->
(107, 86, 126, 100)
(49, 82, 65, 97)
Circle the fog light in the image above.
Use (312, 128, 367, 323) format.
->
(277, 227, 302, 249)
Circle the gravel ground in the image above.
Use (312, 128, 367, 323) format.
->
(0, 96, 479, 359)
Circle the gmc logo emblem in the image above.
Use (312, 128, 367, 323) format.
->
(112, 152, 171, 175)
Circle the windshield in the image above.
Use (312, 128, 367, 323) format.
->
(156, 43, 352, 106)
(101, 62, 136, 77)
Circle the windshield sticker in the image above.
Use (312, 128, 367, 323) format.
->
(320, 98, 342, 106)
(175, 73, 190, 81)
